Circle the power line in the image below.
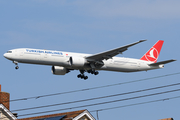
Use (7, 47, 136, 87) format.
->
(17, 88, 180, 117)
(90, 95, 180, 112)
(11, 82, 180, 112)
(9, 72, 180, 103)
(1, 93, 179, 120)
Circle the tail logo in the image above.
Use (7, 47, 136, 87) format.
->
(140, 40, 164, 63)
(145, 47, 159, 62)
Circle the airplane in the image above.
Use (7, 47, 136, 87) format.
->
(3, 40, 176, 80)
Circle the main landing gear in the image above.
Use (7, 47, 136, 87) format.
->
(77, 74, 88, 80)
(13, 61, 19, 70)
(77, 70, 99, 80)
(77, 70, 88, 80)
(87, 70, 99, 75)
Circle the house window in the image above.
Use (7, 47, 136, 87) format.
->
(79, 117, 89, 120)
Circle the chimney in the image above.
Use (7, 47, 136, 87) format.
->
(0, 84, 10, 110)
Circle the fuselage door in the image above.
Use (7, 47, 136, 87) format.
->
(137, 61, 141, 70)
(44, 53, 48, 58)
(20, 50, 24, 56)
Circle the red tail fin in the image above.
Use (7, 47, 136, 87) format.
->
(140, 40, 164, 63)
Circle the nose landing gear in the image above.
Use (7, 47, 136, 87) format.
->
(13, 61, 19, 70)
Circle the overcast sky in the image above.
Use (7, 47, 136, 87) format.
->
(1, 1, 180, 120)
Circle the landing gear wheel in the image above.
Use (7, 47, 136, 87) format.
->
(15, 66, 19, 69)
(84, 76, 88, 80)
(77, 74, 81, 78)
(94, 71, 99, 75)
(77, 73, 88, 80)
(80, 75, 84, 79)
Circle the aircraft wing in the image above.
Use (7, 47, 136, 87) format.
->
(149, 59, 176, 66)
(86, 40, 146, 62)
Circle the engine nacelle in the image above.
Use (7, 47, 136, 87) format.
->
(51, 66, 68, 75)
(70, 57, 86, 67)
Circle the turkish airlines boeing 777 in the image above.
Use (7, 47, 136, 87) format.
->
(3, 40, 176, 80)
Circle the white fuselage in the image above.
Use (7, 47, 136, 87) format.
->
(3, 48, 163, 72)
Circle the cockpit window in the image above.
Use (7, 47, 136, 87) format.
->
(7, 51, 12, 53)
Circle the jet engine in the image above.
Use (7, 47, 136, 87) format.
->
(69, 57, 86, 67)
(51, 66, 68, 75)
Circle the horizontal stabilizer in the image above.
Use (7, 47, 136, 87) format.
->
(149, 59, 176, 66)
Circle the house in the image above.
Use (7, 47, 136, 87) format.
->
(0, 84, 175, 120)
(0, 85, 17, 120)
(0, 84, 96, 120)
(0, 104, 17, 120)
(18, 109, 96, 120)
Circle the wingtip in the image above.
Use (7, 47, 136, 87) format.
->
(139, 39, 147, 42)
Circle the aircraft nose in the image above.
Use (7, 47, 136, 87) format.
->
(3, 53, 8, 59)
(3, 53, 9, 59)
